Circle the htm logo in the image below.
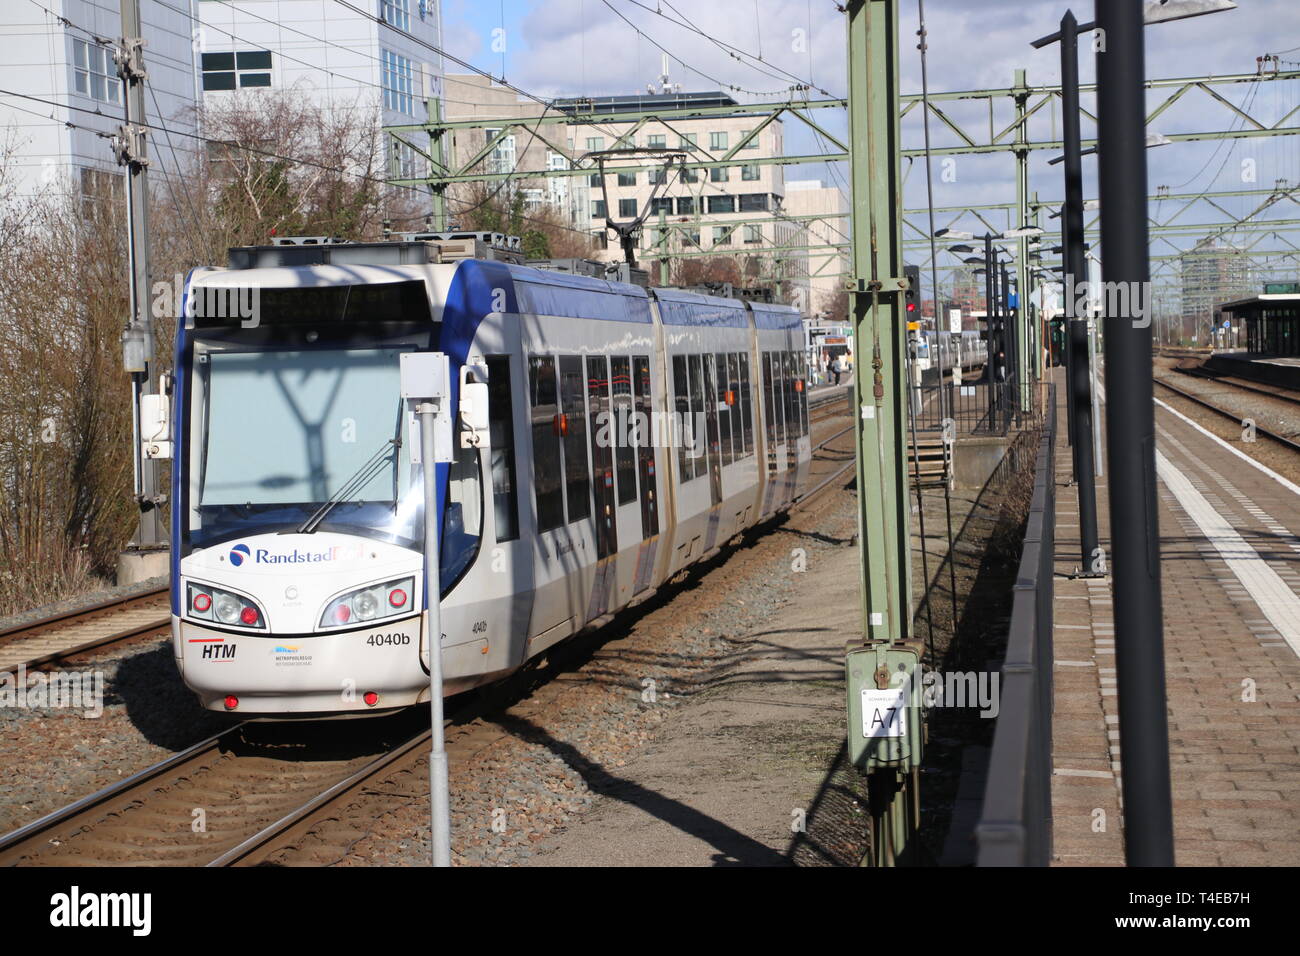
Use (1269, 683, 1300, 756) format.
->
(229, 543, 251, 567)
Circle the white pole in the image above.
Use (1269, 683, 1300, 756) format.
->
(418, 403, 452, 868)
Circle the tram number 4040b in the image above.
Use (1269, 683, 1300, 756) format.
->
(367, 633, 412, 646)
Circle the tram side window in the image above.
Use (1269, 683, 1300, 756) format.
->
(634, 355, 659, 537)
(688, 354, 706, 475)
(772, 350, 787, 445)
(797, 352, 810, 437)
(726, 353, 743, 459)
(762, 351, 776, 460)
(528, 355, 564, 532)
(558, 355, 591, 522)
(715, 352, 733, 466)
(782, 351, 798, 440)
(486, 356, 518, 542)
(587, 354, 616, 556)
(738, 352, 754, 456)
(611, 355, 637, 505)
(672, 354, 693, 482)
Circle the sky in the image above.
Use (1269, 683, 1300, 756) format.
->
(438, 0, 1300, 281)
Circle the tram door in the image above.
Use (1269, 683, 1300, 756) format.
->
(701, 354, 723, 506)
(763, 350, 789, 509)
(606, 354, 654, 602)
(586, 356, 617, 561)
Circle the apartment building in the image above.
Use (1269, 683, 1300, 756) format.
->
(0, 0, 200, 197)
(443, 75, 803, 296)
(194, 0, 442, 184)
(781, 179, 847, 316)
(0, 1, 446, 204)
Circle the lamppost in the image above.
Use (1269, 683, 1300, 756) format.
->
(1032, 0, 1239, 869)
(938, 226, 1043, 428)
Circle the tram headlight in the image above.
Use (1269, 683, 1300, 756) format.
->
(353, 589, 381, 621)
(215, 594, 241, 624)
(319, 577, 415, 631)
(186, 582, 266, 630)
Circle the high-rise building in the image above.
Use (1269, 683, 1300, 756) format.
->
(1180, 237, 1253, 339)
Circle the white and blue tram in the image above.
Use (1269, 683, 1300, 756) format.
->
(170, 244, 811, 715)
(911, 329, 988, 375)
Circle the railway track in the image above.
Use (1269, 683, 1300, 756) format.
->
(0, 715, 433, 867)
(0, 587, 171, 674)
(0, 409, 859, 868)
(1175, 365, 1300, 408)
(1154, 376, 1300, 454)
(808, 385, 852, 424)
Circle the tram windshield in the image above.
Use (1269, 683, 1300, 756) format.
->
(185, 341, 482, 589)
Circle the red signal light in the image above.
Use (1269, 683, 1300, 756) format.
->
(224, 695, 239, 711)
(334, 604, 352, 624)
(907, 302, 916, 312)
(388, 588, 408, 608)
(240, 605, 259, 626)
(193, 593, 212, 613)
(364, 692, 379, 707)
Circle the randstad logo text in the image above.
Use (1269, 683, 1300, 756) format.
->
(227, 543, 365, 566)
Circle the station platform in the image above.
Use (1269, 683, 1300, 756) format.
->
(1050, 370, 1300, 865)
(1203, 352, 1300, 389)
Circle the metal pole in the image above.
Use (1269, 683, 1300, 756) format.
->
(1014, 69, 1032, 412)
(1061, 10, 1101, 571)
(983, 235, 996, 425)
(427, 95, 448, 231)
(1089, 310, 1103, 477)
(419, 405, 452, 868)
(1096, 0, 1174, 867)
(117, 0, 163, 549)
(1002, 261, 1018, 418)
(916, 0, 949, 425)
(846, 0, 917, 866)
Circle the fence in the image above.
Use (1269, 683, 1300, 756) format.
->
(910, 381, 1050, 437)
(974, 383, 1057, 866)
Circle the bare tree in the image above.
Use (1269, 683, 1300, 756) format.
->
(451, 181, 596, 260)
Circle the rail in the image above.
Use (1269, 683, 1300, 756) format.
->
(975, 383, 1057, 866)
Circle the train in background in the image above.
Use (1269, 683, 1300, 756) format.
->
(164, 236, 812, 717)
(912, 329, 989, 376)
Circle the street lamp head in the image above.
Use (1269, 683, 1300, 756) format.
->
(1143, 0, 1237, 26)
(1032, 0, 1234, 48)
(947, 244, 975, 253)
(935, 228, 974, 240)
(963, 256, 986, 265)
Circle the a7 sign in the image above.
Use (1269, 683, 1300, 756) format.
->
(860, 686, 907, 739)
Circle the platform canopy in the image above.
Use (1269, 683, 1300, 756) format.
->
(1219, 293, 1300, 355)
